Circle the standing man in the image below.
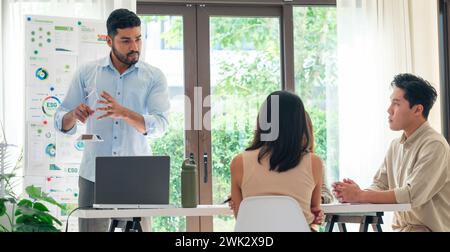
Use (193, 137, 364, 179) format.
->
(54, 9, 170, 232)
(333, 73, 450, 232)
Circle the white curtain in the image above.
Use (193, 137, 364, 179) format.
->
(337, 0, 440, 231)
(337, 0, 410, 189)
(0, 0, 136, 148)
(337, 0, 440, 187)
(0, 1, 4, 124)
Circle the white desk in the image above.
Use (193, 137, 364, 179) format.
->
(321, 203, 412, 232)
(74, 203, 412, 232)
(75, 205, 232, 219)
(322, 203, 411, 214)
(74, 205, 233, 232)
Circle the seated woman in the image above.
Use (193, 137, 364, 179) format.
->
(305, 112, 334, 204)
(230, 91, 323, 227)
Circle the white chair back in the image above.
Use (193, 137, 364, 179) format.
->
(234, 196, 311, 232)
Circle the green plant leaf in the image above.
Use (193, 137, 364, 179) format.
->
(0, 224, 9, 232)
(25, 186, 66, 210)
(15, 205, 43, 216)
(35, 214, 53, 225)
(36, 212, 62, 226)
(14, 224, 33, 232)
(16, 215, 35, 224)
(0, 173, 15, 180)
(15, 223, 60, 232)
(15, 205, 62, 226)
(37, 225, 59, 232)
(33, 202, 49, 212)
(15, 205, 37, 216)
(6, 197, 16, 204)
(0, 199, 6, 216)
(17, 199, 33, 207)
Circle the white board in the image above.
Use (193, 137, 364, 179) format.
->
(24, 15, 109, 231)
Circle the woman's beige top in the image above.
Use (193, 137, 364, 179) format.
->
(241, 149, 316, 224)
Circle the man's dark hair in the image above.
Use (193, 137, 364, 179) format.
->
(246, 91, 310, 173)
(391, 73, 438, 119)
(107, 9, 141, 38)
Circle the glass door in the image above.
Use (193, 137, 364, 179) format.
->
(139, 4, 284, 232)
(293, 6, 338, 187)
(197, 6, 283, 231)
(139, 5, 198, 232)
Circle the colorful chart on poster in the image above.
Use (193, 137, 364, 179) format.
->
(35, 67, 49, 80)
(41, 96, 61, 117)
(25, 15, 109, 231)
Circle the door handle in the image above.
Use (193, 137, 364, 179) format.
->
(203, 152, 208, 183)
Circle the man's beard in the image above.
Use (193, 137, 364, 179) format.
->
(112, 45, 140, 66)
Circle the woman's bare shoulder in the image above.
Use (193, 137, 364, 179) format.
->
(231, 153, 244, 173)
(309, 153, 323, 177)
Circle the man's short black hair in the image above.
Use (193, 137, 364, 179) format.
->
(107, 9, 141, 38)
(391, 73, 438, 119)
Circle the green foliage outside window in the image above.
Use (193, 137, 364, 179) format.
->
(142, 7, 337, 232)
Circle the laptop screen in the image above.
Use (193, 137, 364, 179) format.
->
(94, 156, 170, 205)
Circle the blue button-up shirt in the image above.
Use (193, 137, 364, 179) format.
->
(54, 56, 170, 182)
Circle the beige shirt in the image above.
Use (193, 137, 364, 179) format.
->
(241, 149, 316, 224)
(369, 122, 450, 232)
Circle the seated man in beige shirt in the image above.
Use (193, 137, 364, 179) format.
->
(333, 73, 450, 232)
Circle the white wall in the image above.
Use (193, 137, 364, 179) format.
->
(0, 1, 4, 124)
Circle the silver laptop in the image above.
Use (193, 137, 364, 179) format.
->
(93, 156, 173, 209)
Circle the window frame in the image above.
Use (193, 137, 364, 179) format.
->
(439, 0, 450, 142)
(138, 0, 336, 6)
(138, 0, 336, 93)
(137, 0, 337, 232)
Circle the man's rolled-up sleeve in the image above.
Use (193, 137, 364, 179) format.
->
(368, 142, 395, 192)
(54, 68, 85, 135)
(144, 69, 170, 138)
(393, 141, 449, 207)
(55, 106, 77, 135)
(143, 113, 169, 138)
(368, 161, 390, 192)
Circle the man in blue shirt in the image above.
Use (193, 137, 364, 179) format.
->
(54, 9, 170, 232)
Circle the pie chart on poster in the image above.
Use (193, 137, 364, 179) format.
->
(45, 143, 56, 158)
(35, 67, 49, 81)
(42, 96, 61, 117)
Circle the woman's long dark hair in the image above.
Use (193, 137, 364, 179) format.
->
(246, 91, 310, 173)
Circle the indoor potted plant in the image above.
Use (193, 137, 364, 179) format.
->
(1, 120, 65, 232)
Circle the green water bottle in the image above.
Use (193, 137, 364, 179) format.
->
(181, 155, 198, 208)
